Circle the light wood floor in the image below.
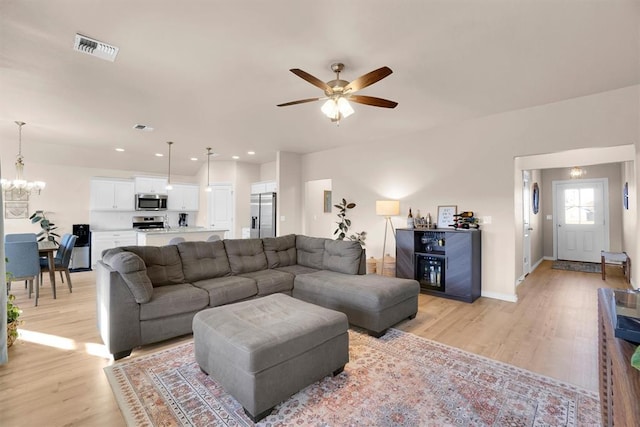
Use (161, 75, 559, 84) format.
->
(0, 261, 630, 426)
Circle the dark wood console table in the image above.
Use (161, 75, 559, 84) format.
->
(597, 288, 640, 426)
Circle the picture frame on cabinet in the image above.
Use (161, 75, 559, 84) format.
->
(437, 205, 457, 228)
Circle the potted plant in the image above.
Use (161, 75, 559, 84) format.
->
(6, 294, 21, 348)
(333, 198, 367, 246)
(5, 261, 22, 348)
(29, 209, 60, 245)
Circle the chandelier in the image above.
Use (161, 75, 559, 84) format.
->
(1, 121, 46, 195)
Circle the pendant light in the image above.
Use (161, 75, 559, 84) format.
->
(0, 121, 46, 195)
(205, 147, 213, 192)
(165, 141, 174, 190)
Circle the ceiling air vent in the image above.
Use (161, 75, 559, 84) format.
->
(73, 34, 119, 62)
(133, 124, 154, 131)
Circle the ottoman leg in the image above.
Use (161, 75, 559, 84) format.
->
(244, 407, 273, 423)
(333, 365, 345, 376)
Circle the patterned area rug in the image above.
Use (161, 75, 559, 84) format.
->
(104, 329, 601, 426)
(552, 260, 602, 274)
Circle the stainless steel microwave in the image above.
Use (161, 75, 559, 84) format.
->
(135, 193, 168, 211)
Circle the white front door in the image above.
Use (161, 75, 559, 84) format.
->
(554, 178, 608, 263)
(208, 184, 234, 238)
(522, 171, 531, 275)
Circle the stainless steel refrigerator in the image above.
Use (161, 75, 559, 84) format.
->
(250, 192, 276, 238)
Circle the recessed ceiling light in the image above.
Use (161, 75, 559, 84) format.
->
(155, 153, 163, 157)
(247, 151, 255, 155)
(115, 148, 125, 152)
(190, 157, 198, 161)
(232, 155, 240, 160)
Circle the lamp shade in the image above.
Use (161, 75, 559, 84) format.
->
(376, 200, 400, 216)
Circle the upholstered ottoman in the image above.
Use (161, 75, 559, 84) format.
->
(193, 293, 349, 422)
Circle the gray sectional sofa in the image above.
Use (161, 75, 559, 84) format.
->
(96, 234, 419, 359)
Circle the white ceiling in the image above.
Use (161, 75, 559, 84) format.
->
(1, 1, 638, 176)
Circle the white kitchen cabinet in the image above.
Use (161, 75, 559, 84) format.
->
(90, 179, 135, 211)
(134, 176, 168, 194)
(91, 230, 137, 266)
(168, 184, 199, 211)
(250, 180, 277, 194)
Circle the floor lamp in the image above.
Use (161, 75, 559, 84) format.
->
(376, 200, 400, 275)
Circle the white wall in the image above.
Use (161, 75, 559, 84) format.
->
(622, 159, 638, 288)
(300, 86, 639, 301)
(276, 152, 302, 236)
(260, 161, 276, 182)
(304, 179, 333, 237)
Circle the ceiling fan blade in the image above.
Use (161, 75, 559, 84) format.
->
(277, 97, 322, 107)
(344, 66, 393, 92)
(349, 95, 398, 108)
(289, 69, 332, 92)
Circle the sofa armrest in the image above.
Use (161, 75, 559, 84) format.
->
(96, 261, 141, 357)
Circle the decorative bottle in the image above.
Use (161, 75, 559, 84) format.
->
(407, 208, 414, 228)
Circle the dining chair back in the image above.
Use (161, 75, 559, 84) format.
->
(40, 234, 77, 295)
(5, 233, 37, 242)
(5, 241, 41, 306)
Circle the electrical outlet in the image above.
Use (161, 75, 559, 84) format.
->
(546, 215, 553, 220)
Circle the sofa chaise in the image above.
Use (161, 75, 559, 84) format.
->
(96, 234, 419, 359)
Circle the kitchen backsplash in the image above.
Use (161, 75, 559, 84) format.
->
(90, 210, 194, 231)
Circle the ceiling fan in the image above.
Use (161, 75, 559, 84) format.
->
(277, 63, 398, 123)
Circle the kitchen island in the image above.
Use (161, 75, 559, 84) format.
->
(136, 228, 228, 246)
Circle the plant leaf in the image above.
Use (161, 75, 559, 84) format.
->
(346, 203, 356, 209)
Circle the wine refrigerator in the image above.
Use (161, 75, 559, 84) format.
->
(415, 254, 445, 292)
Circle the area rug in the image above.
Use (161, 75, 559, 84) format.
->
(552, 260, 602, 274)
(104, 329, 601, 426)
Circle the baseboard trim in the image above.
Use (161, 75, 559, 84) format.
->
(482, 291, 518, 303)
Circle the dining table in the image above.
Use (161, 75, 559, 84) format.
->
(38, 240, 57, 298)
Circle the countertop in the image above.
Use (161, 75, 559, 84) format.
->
(92, 227, 227, 234)
(135, 227, 228, 235)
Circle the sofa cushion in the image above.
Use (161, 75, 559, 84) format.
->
(323, 240, 363, 275)
(121, 245, 185, 287)
(274, 264, 320, 276)
(296, 235, 326, 269)
(223, 239, 268, 274)
(193, 276, 258, 307)
(177, 241, 231, 282)
(139, 283, 209, 321)
(238, 269, 294, 296)
(263, 234, 297, 268)
(101, 250, 154, 303)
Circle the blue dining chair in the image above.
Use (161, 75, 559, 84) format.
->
(5, 233, 38, 289)
(40, 234, 77, 297)
(6, 241, 42, 306)
(5, 233, 37, 242)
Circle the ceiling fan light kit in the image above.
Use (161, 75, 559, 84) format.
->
(278, 62, 398, 124)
